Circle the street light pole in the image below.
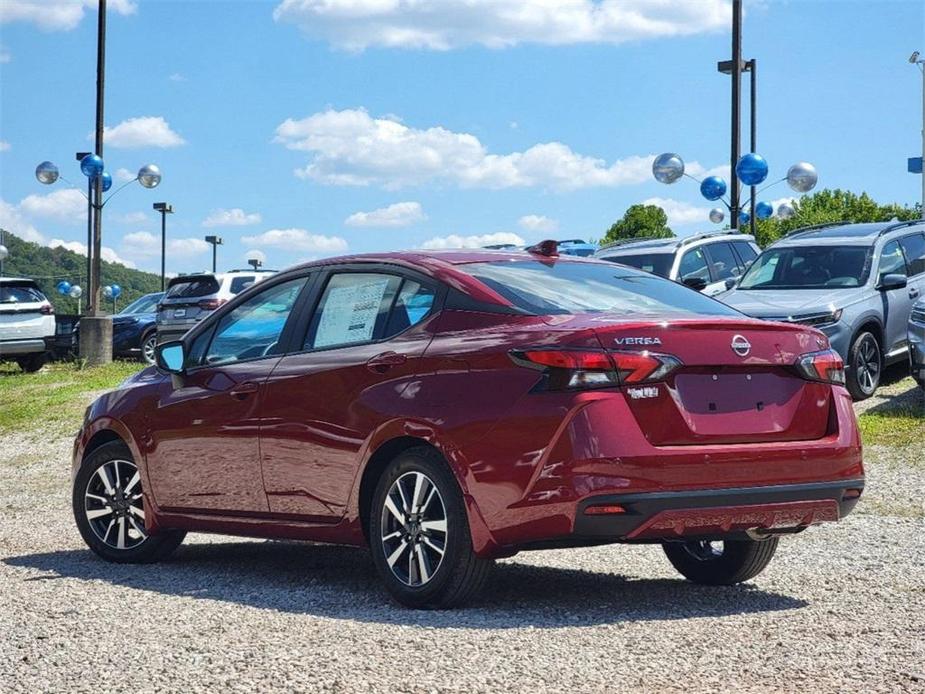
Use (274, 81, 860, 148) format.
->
(730, 0, 742, 230)
(205, 235, 223, 273)
(914, 52, 925, 213)
(90, 0, 106, 316)
(748, 58, 757, 235)
(154, 203, 174, 290)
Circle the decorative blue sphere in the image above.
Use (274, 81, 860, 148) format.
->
(95, 171, 113, 192)
(80, 154, 104, 178)
(111, 284, 122, 299)
(739, 210, 751, 226)
(755, 201, 774, 220)
(700, 176, 727, 201)
(735, 153, 769, 186)
(57, 280, 72, 296)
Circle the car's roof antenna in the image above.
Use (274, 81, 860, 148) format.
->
(525, 240, 559, 257)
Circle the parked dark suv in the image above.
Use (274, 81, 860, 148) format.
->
(723, 220, 925, 399)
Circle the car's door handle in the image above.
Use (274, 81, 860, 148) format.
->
(367, 351, 408, 373)
(910, 288, 921, 299)
(229, 381, 259, 399)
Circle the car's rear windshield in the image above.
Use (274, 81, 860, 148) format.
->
(599, 252, 674, 278)
(738, 246, 872, 289)
(462, 260, 741, 316)
(0, 282, 46, 304)
(165, 276, 220, 298)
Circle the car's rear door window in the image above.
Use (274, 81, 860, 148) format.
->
(304, 273, 402, 350)
(383, 280, 436, 338)
(732, 241, 758, 266)
(678, 248, 710, 284)
(899, 233, 925, 276)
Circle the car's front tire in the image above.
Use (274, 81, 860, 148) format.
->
(846, 331, 881, 400)
(16, 353, 46, 373)
(140, 331, 158, 365)
(662, 536, 779, 585)
(369, 446, 492, 609)
(73, 440, 185, 563)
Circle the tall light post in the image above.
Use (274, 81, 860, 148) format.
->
(153, 202, 174, 290)
(911, 51, 925, 213)
(205, 235, 223, 273)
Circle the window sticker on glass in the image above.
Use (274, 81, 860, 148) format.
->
(314, 276, 392, 348)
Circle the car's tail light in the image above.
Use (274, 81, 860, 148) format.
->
(40, 303, 54, 315)
(510, 349, 681, 390)
(197, 298, 226, 311)
(795, 349, 846, 385)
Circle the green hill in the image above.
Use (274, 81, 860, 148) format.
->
(0, 229, 161, 312)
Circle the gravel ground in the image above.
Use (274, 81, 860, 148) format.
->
(1, 397, 924, 693)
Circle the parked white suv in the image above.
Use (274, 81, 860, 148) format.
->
(594, 231, 760, 296)
(156, 269, 275, 344)
(0, 277, 56, 372)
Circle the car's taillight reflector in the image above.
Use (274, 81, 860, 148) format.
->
(796, 349, 846, 385)
(584, 504, 626, 515)
(510, 349, 681, 390)
(197, 298, 226, 311)
(40, 303, 54, 315)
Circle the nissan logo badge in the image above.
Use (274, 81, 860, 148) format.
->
(731, 334, 751, 357)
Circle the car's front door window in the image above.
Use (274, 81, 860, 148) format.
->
(678, 248, 710, 284)
(204, 277, 306, 364)
(878, 240, 907, 284)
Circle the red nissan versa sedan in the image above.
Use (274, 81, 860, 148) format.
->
(71, 243, 864, 608)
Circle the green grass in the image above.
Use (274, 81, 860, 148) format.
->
(858, 406, 925, 448)
(0, 360, 143, 437)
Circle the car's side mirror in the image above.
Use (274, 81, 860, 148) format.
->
(681, 277, 708, 291)
(878, 273, 908, 291)
(724, 277, 738, 290)
(155, 340, 186, 374)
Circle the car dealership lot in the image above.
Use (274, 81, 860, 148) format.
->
(0, 366, 923, 693)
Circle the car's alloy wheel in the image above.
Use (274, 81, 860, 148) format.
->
(681, 539, 724, 562)
(662, 536, 779, 585)
(83, 458, 148, 550)
(854, 334, 880, 395)
(141, 333, 158, 365)
(380, 471, 447, 587)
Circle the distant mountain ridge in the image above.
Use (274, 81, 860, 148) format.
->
(0, 229, 162, 310)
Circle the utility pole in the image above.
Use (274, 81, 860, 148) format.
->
(730, 0, 742, 230)
(90, 0, 106, 316)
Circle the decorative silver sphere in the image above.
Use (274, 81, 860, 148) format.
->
(69, 285, 83, 299)
(652, 153, 685, 184)
(709, 208, 725, 224)
(137, 164, 162, 189)
(786, 162, 817, 193)
(777, 201, 796, 220)
(103, 286, 114, 299)
(0, 244, 8, 261)
(35, 161, 60, 185)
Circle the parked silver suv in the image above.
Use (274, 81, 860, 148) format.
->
(157, 270, 275, 343)
(722, 220, 925, 399)
(595, 231, 760, 296)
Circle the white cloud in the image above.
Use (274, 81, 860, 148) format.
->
(517, 214, 559, 233)
(420, 232, 525, 250)
(18, 188, 86, 223)
(48, 239, 136, 269)
(168, 73, 186, 82)
(0, 140, 9, 152)
(0, 198, 44, 243)
(0, 0, 136, 32)
(345, 201, 426, 228)
(275, 108, 656, 191)
(121, 231, 209, 257)
(241, 228, 348, 254)
(770, 196, 798, 212)
(115, 167, 136, 182)
(687, 162, 731, 181)
(642, 197, 711, 227)
(0, 46, 10, 63)
(112, 211, 148, 224)
(101, 116, 186, 149)
(273, 0, 729, 51)
(202, 208, 262, 227)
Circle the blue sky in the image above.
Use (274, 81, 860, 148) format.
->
(1, 0, 923, 276)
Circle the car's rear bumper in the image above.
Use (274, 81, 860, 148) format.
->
(0, 337, 52, 356)
(570, 479, 862, 542)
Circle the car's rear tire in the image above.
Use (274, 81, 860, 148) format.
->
(846, 331, 881, 400)
(662, 536, 779, 585)
(369, 446, 492, 609)
(140, 331, 158, 365)
(73, 440, 185, 563)
(16, 353, 46, 373)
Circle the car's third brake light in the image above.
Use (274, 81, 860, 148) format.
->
(39, 303, 54, 315)
(511, 349, 680, 390)
(795, 349, 846, 385)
